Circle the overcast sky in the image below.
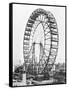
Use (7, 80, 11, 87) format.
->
(13, 4, 65, 67)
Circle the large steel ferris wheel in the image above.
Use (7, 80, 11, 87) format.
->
(23, 8, 59, 75)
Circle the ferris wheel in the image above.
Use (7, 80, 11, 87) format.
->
(23, 8, 59, 75)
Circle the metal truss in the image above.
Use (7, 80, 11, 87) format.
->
(23, 8, 59, 75)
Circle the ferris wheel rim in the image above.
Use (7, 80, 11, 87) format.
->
(23, 8, 59, 72)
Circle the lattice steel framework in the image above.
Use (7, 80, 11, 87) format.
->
(23, 8, 59, 75)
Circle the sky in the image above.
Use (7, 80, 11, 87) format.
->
(13, 4, 65, 67)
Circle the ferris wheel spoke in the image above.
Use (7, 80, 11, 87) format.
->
(45, 31, 50, 36)
(45, 37, 51, 40)
(43, 51, 49, 58)
(45, 43, 51, 45)
(44, 48, 50, 52)
(42, 23, 49, 30)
